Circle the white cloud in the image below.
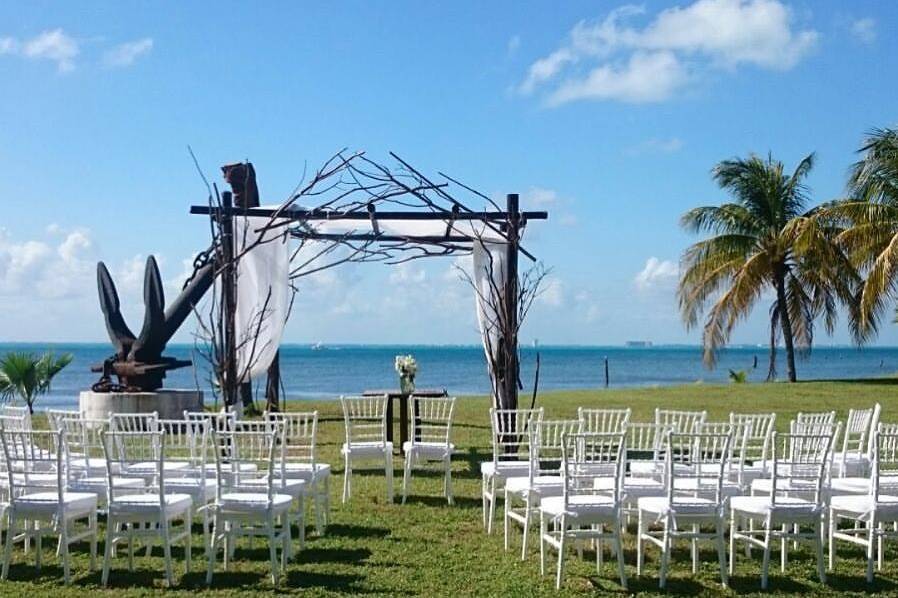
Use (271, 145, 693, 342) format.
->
(103, 37, 153, 67)
(549, 50, 688, 105)
(520, 187, 579, 227)
(21, 29, 79, 72)
(0, 227, 95, 300)
(521, 0, 818, 105)
(634, 257, 679, 290)
(0, 37, 17, 54)
(522, 187, 559, 208)
(850, 18, 876, 45)
(538, 277, 565, 307)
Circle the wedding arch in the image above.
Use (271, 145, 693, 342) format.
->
(188, 152, 548, 415)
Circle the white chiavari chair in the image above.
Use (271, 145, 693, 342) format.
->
(340, 395, 393, 504)
(482, 407, 543, 534)
(539, 431, 627, 590)
(577, 408, 631, 434)
(637, 430, 731, 589)
(402, 396, 456, 505)
(504, 418, 581, 560)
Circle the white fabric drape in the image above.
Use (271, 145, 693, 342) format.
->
(234, 216, 289, 382)
(472, 240, 508, 403)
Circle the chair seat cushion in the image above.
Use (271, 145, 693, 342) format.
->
(629, 461, 662, 477)
(125, 461, 190, 476)
(751, 477, 818, 495)
(637, 496, 720, 517)
(15, 491, 96, 515)
(163, 478, 217, 503)
(505, 475, 562, 496)
(274, 462, 331, 480)
(402, 441, 454, 458)
(831, 494, 898, 522)
(342, 441, 392, 456)
(219, 492, 292, 513)
(673, 477, 742, 497)
(70, 476, 146, 494)
(110, 493, 193, 516)
(540, 494, 617, 518)
(730, 495, 821, 522)
(480, 461, 530, 479)
(235, 477, 305, 499)
(595, 476, 665, 500)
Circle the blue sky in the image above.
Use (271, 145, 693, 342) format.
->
(1, 0, 896, 347)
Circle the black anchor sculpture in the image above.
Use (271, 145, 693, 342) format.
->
(92, 255, 215, 391)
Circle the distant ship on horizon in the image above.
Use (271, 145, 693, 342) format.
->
(625, 340, 653, 348)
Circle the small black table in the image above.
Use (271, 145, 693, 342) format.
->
(363, 388, 447, 454)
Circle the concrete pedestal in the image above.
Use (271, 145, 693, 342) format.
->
(79, 389, 203, 420)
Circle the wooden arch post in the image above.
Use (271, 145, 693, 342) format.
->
(503, 193, 520, 411)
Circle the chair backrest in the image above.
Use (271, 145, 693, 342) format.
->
(872, 424, 898, 502)
(729, 412, 776, 468)
(0, 429, 64, 501)
(408, 396, 456, 449)
(101, 429, 164, 505)
(60, 416, 108, 473)
(769, 430, 834, 505)
(46, 409, 80, 433)
(184, 409, 236, 435)
(655, 408, 707, 434)
(489, 407, 543, 467)
(577, 408, 631, 434)
(341, 395, 388, 446)
(665, 429, 732, 504)
(529, 419, 583, 481)
(0, 405, 32, 431)
(0, 413, 31, 433)
(841, 405, 879, 458)
(211, 421, 285, 504)
(792, 411, 836, 433)
(622, 422, 674, 463)
(158, 417, 207, 466)
(561, 432, 625, 507)
(110, 411, 159, 433)
(265, 411, 318, 467)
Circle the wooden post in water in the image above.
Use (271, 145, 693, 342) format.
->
(604, 356, 609, 387)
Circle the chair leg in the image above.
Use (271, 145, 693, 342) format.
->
(268, 516, 279, 585)
(555, 516, 566, 590)
(815, 518, 826, 585)
(691, 524, 698, 574)
(402, 450, 412, 504)
(614, 519, 627, 590)
(101, 518, 113, 587)
(539, 511, 546, 576)
(716, 519, 728, 587)
(161, 517, 174, 587)
(444, 456, 453, 506)
(878, 521, 884, 571)
(521, 495, 531, 561)
(867, 517, 876, 583)
(1, 513, 14, 581)
(89, 512, 98, 571)
(829, 511, 835, 571)
(60, 519, 71, 584)
(761, 528, 771, 590)
(781, 524, 788, 572)
(206, 515, 217, 586)
(487, 477, 497, 535)
(659, 521, 670, 590)
(386, 450, 394, 502)
(342, 453, 351, 504)
(482, 474, 488, 528)
(636, 510, 644, 577)
(503, 489, 511, 551)
(185, 510, 193, 573)
(729, 513, 737, 575)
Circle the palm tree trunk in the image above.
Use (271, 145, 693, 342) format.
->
(774, 271, 797, 382)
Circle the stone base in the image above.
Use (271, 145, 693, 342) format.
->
(79, 389, 204, 420)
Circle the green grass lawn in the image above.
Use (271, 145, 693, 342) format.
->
(4, 379, 898, 596)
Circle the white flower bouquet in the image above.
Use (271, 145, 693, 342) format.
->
(395, 354, 418, 393)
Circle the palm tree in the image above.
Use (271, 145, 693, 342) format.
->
(678, 153, 858, 382)
(0, 352, 74, 414)
(818, 128, 898, 339)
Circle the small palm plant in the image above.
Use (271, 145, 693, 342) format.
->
(0, 352, 74, 414)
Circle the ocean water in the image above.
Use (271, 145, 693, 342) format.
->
(2, 342, 898, 411)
